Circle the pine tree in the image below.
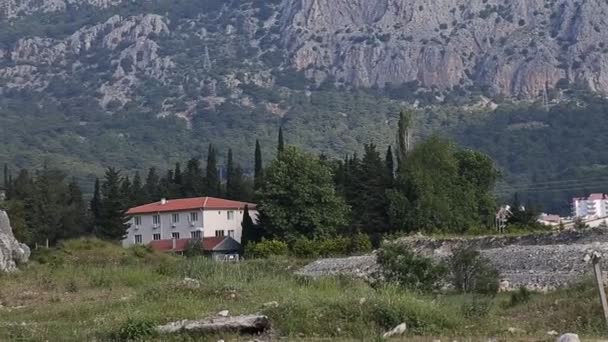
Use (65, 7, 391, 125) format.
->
(90, 178, 102, 235)
(205, 144, 220, 197)
(120, 176, 132, 207)
(277, 126, 285, 155)
(254, 140, 264, 190)
(99, 168, 129, 240)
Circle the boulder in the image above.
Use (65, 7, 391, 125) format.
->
(157, 314, 270, 335)
(556, 333, 580, 342)
(0, 210, 30, 272)
(382, 323, 407, 338)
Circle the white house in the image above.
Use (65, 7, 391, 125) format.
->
(123, 197, 258, 247)
(572, 193, 608, 219)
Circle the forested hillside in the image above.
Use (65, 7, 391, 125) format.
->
(2, 0, 608, 213)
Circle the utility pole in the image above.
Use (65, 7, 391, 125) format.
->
(584, 251, 608, 328)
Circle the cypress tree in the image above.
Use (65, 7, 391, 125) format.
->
(241, 205, 261, 246)
(396, 110, 413, 171)
(3, 164, 8, 190)
(131, 171, 144, 205)
(63, 177, 86, 239)
(184, 158, 204, 197)
(205, 144, 220, 197)
(120, 176, 132, 207)
(226, 148, 235, 198)
(144, 167, 160, 202)
(99, 168, 129, 240)
(254, 140, 263, 190)
(278, 126, 285, 155)
(385, 145, 395, 185)
(90, 178, 102, 234)
(173, 162, 183, 196)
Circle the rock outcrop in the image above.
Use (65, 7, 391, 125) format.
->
(297, 228, 608, 291)
(0, 210, 30, 272)
(280, 0, 608, 97)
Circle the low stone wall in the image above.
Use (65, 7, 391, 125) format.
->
(297, 228, 608, 291)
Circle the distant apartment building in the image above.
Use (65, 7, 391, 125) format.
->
(572, 193, 608, 218)
(123, 197, 258, 248)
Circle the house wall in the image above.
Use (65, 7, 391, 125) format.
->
(122, 208, 258, 247)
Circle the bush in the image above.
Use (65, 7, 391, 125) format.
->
(377, 243, 447, 291)
(318, 236, 350, 257)
(349, 232, 373, 254)
(246, 239, 288, 258)
(115, 318, 156, 341)
(509, 286, 532, 307)
(184, 237, 205, 257)
(291, 237, 319, 258)
(449, 247, 499, 294)
(460, 296, 494, 318)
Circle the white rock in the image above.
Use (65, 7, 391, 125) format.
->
(547, 330, 559, 336)
(359, 297, 366, 305)
(507, 327, 526, 334)
(217, 310, 229, 317)
(0, 211, 30, 273)
(382, 323, 407, 338)
(262, 301, 279, 308)
(557, 333, 580, 342)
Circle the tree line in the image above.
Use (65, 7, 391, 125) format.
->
(2, 113, 502, 247)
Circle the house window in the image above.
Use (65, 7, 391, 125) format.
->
(191, 230, 202, 239)
(190, 212, 198, 222)
(153, 215, 160, 225)
(153, 233, 161, 241)
(171, 232, 180, 239)
(228, 230, 235, 238)
(227, 211, 235, 220)
(134, 234, 142, 244)
(215, 230, 225, 237)
(134, 216, 142, 226)
(172, 213, 180, 223)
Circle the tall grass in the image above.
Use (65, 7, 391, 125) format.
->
(0, 239, 605, 340)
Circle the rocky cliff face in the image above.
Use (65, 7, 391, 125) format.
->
(280, 0, 608, 97)
(0, 210, 30, 273)
(1, 0, 608, 112)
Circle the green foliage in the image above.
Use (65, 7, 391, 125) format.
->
(258, 146, 349, 240)
(388, 135, 499, 233)
(349, 232, 373, 254)
(449, 247, 499, 294)
(115, 318, 156, 341)
(377, 243, 447, 291)
(509, 286, 532, 307)
(460, 296, 494, 318)
(183, 238, 205, 257)
(290, 236, 320, 258)
(245, 239, 288, 258)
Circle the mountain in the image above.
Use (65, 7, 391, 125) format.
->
(2, 0, 608, 213)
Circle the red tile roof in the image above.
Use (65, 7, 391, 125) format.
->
(588, 193, 607, 200)
(149, 237, 233, 252)
(127, 197, 256, 215)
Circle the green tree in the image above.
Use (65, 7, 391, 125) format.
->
(99, 168, 129, 240)
(205, 144, 221, 197)
(258, 146, 349, 240)
(183, 158, 204, 197)
(144, 168, 160, 202)
(90, 178, 102, 234)
(241, 205, 262, 246)
(396, 110, 414, 170)
(254, 140, 264, 191)
(385, 145, 394, 185)
(277, 126, 285, 155)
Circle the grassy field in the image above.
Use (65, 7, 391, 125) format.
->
(0, 239, 605, 341)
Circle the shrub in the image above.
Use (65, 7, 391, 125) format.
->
(509, 286, 532, 307)
(460, 296, 494, 318)
(184, 238, 205, 257)
(65, 279, 78, 293)
(349, 232, 373, 254)
(291, 237, 319, 258)
(449, 247, 499, 294)
(246, 239, 288, 258)
(115, 318, 156, 341)
(318, 236, 350, 257)
(377, 243, 447, 291)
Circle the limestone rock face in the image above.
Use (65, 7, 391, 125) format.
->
(280, 0, 608, 97)
(0, 210, 30, 273)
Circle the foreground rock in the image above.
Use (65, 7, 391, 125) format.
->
(382, 323, 407, 339)
(0, 210, 30, 273)
(157, 314, 270, 335)
(297, 228, 608, 290)
(295, 254, 378, 281)
(557, 333, 580, 342)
